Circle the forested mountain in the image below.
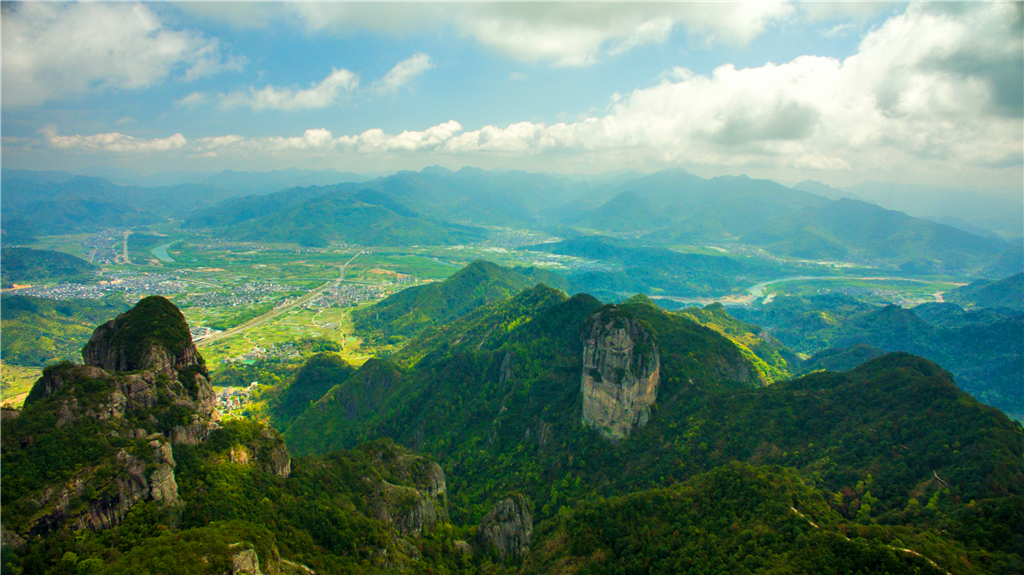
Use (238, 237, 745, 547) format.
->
(947, 273, 1024, 311)
(3, 287, 1023, 574)
(523, 236, 786, 299)
(0, 294, 131, 366)
(0, 248, 96, 288)
(732, 285, 1024, 420)
(0, 175, 241, 237)
(566, 191, 672, 232)
(743, 198, 1012, 271)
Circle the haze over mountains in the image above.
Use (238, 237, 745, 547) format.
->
(4, 167, 1020, 274)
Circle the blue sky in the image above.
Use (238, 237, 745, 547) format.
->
(2, 2, 1021, 191)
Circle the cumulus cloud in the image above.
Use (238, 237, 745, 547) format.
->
(371, 53, 434, 95)
(38, 4, 1022, 181)
(1, 3, 243, 108)
(42, 126, 186, 153)
(218, 68, 359, 111)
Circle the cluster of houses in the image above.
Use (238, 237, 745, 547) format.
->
(215, 382, 260, 414)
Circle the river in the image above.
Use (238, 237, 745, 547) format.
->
(151, 241, 178, 263)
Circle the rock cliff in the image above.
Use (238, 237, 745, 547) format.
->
(580, 308, 661, 440)
(475, 494, 533, 562)
(362, 442, 448, 535)
(1, 296, 244, 544)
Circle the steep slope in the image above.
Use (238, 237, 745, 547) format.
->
(946, 273, 1023, 311)
(352, 260, 571, 346)
(677, 301, 798, 381)
(288, 286, 765, 520)
(733, 293, 1024, 419)
(0, 299, 479, 575)
(0, 248, 96, 288)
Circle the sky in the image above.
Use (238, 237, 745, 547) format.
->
(2, 1, 1022, 190)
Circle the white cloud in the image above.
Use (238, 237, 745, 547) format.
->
(371, 53, 434, 95)
(219, 68, 359, 111)
(1, 3, 243, 108)
(36, 4, 1022, 183)
(451, 4, 795, 66)
(42, 126, 186, 153)
(210, 3, 793, 67)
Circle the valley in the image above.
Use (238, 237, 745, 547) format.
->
(1, 165, 1021, 574)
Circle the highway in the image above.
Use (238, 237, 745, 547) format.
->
(196, 251, 363, 348)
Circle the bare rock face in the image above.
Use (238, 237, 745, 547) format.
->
(221, 426, 292, 478)
(25, 437, 179, 536)
(229, 546, 263, 575)
(476, 494, 533, 562)
(580, 309, 661, 440)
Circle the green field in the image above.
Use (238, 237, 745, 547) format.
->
(1, 363, 42, 408)
(765, 277, 964, 306)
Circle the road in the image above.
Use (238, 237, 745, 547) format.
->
(121, 231, 131, 264)
(195, 250, 363, 348)
(196, 280, 333, 348)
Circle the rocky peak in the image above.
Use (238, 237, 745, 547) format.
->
(475, 494, 533, 562)
(580, 308, 661, 440)
(82, 295, 207, 383)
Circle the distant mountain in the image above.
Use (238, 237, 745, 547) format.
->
(352, 260, 571, 346)
(200, 167, 369, 194)
(1, 174, 242, 236)
(224, 190, 485, 247)
(524, 236, 787, 299)
(567, 190, 672, 232)
(744, 197, 1008, 269)
(946, 273, 1023, 310)
(0, 247, 96, 287)
(732, 292, 1024, 419)
(840, 180, 1024, 240)
(791, 179, 863, 201)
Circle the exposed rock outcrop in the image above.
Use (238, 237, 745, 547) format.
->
(580, 309, 661, 440)
(24, 436, 179, 536)
(229, 546, 263, 575)
(222, 425, 292, 478)
(4, 296, 224, 541)
(476, 494, 533, 562)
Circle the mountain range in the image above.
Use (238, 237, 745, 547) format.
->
(3, 270, 1023, 573)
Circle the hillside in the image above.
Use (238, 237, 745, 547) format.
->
(3, 292, 1023, 574)
(352, 260, 571, 346)
(677, 302, 798, 381)
(289, 286, 770, 518)
(947, 273, 1023, 311)
(285, 282, 1024, 572)
(523, 236, 786, 299)
(0, 247, 96, 288)
(218, 190, 485, 247)
(0, 295, 131, 366)
(0, 297, 509, 574)
(744, 198, 1010, 270)
(567, 190, 672, 232)
(732, 292, 1024, 419)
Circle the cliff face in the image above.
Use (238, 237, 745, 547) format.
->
(476, 494, 533, 562)
(580, 309, 661, 440)
(362, 443, 448, 535)
(1, 296, 265, 546)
